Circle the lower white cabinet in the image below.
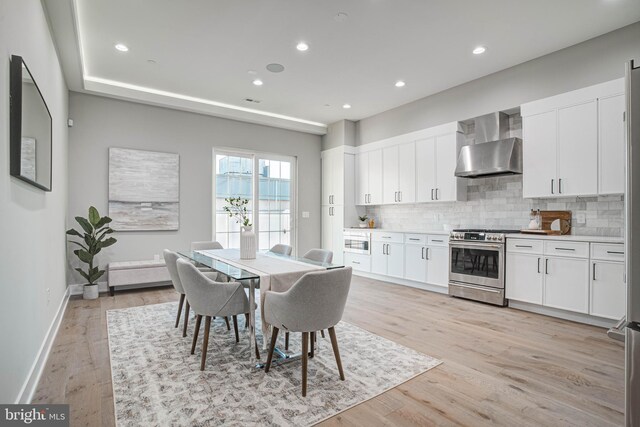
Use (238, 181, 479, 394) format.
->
(543, 256, 589, 314)
(426, 245, 449, 288)
(321, 206, 344, 265)
(506, 253, 543, 304)
(371, 241, 404, 278)
(404, 243, 427, 282)
(590, 260, 626, 320)
(343, 252, 372, 273)
(403, 236, 449, 287)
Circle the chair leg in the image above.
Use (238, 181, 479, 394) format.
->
(191, 315, 202, 355)
(285, 332, 289, 350)
(244, 313, 249, 329)
(320, 329, 325, 339)
(183, 300, 190, 337)
(175, 294, 185, 328)
(301, 332, 309, 397)
(255, 338, 260, 360)
(265, 327, 279, 373)
(200, 316, 212, 371)
(232, 315, 239, 343)
(309, 332, 315, 358)
(225, 316, 231, 331)
(328, 327, 345, 380)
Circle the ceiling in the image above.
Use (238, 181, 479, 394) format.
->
(45, 0, 640, 134)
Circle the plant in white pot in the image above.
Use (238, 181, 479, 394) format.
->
(358, 215, 368, 228)
(223, 197, 255, 259)
(66, 206, 117, 299)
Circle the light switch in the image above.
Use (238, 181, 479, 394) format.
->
(576, 213, 586, 225)
(302, 211, 310, 218)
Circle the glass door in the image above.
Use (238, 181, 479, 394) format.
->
(256, 156, 294, 252)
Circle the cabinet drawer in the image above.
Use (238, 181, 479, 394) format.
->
(591, 243, 625, 262)
(544, 240, 589, 258)
(405, 234, 426, 245)
(372, 232, 403, 243)
(507, 239, 543, 254)
(427, 235, 448, 246)
(344, 253, 371, 273)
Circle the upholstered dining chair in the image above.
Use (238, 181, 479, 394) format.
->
(263, 267, 352, 397)
(176, 258, 259, 370)
(164, 250, 230, 337)
(191, 241, 224, 251)
(302, 248, 333, 264)
(270, 243, 293, 256)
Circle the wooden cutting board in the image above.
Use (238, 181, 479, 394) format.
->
(521, 210, 572, 235)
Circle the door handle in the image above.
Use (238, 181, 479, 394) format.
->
(558, 178, 562, 194)
(545, 258, 549, 274)
(386, 244, 390, 256)
(394, 191, 398, 202)
(515, 245, 533, 248)
(551, 179, 554, 195)
(607, 251, 624, 255)
(425, 247, 429, 260)
(537, 257, 541, 274)
(431, 189, 434, 200)
(593, 263, 597, 281)
(435, 188, 439, 200)
(382, 244, 386, 255)
(421, 247, 425, 259)
(399, 191, 402, 202)
(555, 247, 575, 252)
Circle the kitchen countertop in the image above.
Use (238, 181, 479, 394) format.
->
(344, 228, 450, 235)
(505, 233, 624, 244)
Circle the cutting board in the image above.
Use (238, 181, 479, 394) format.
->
(521, 210, 572, 235)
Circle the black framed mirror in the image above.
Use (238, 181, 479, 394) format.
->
(10, 55, 53, 191)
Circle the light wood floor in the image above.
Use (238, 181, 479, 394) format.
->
(33, 275, 625, 426)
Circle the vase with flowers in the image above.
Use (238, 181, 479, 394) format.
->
(223, 197, 255, 259)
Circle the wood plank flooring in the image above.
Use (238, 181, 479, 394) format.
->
(32, 276, 625, 426)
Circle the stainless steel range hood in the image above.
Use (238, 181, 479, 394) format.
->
(455, 112, 522, 178)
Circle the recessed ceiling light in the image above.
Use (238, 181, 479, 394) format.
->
(252, 79, 263, 86)
(334, 12, 349, 22)
(115, 43, 129, 52)
(342, 104, 351, 109)
(266, 63, 285, 73)
(147, 59, 156, 64)
(296, 42, 309, 52)
(247, 69, 257, 75)
(395, 80, 406, 88)
(473, 46, 486, 55)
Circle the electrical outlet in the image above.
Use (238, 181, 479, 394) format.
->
(576, 213, 586, 225)
(302, 211, 310, 218)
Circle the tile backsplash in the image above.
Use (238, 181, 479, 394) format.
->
(366, 175, 624, 237)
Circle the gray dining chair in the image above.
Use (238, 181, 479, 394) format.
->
(263, 267, 352, 397)
(164, 250, 230, 337)
(270, 244, 293, 256)
(176, 258, 259, 370)
(302, 248, 333, 264)
(191, 241, 224, 251)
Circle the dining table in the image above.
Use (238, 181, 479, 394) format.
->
(177, 248, 343, 367)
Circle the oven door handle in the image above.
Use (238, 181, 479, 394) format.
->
(450, 282, 502, 293)
(449, 242, 504, 250)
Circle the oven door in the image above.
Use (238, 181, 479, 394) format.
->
(449, 241, 504, 288)
(344, 234, 370, 254)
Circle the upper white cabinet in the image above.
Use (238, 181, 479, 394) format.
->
(383, 142, 416, 204)
(355, 149, 383, 205)
(521, 78, 625, 198)
(322, 149, 344, 206)
(415, 133, 464, 203)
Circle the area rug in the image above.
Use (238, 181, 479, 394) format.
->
(107, 302, 441, 426)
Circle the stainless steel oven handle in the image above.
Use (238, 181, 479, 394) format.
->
(450, 242, 504, 250)
(450, 282, 501, 293)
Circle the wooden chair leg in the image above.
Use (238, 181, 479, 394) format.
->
(320, 329, 325, 339)
(244, 313, 249, 329)
(191, 315, 202, 354)
(224, 316, 231, 331)
(309, 332, 315, 358)
(255, 338, 260, 359)
(200, 316, 212, 371)
(232, 315, 239, 343)
(301, 332, 309, 397)
(264, 327, 279, 373)
(182, 300, 190, 337)
(328, 327, 345, 380)
(175, 294, 185, 328)
(285, 332, 289, 350)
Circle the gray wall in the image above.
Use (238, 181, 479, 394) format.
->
(67, 93, 322, 283)
(0, 0, 69, 403)
(357, 21, 640, 145)
(321, 120, 356, 151)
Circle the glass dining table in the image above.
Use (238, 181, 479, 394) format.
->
(177, 249, 342, 366)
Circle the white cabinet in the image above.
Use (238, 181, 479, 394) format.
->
(321, 149, 344, 206)
(371, 233, 404, 278)
(403, 235, 448, 287)
(383, 143, 416, 204)
(521, 79, 625, 198)
(506, 253, 543, 304)
(356, 150, 383, 205)
(321, 205, 344, 265)
(415, 134, 465, 202)
(599, 94, 626, 195)
(344, 252, 371, 273)
(590, 261, 626, 320)
(426, 245, 449, 288)
(543, 256, 590, 314)
(404, 243, 427, 282)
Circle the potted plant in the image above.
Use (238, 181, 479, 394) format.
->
(223, 197, 255, 259)
(66, 206, 117, 299)
(358, 215, 368, 228)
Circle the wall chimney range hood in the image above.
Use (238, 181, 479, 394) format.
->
(455, 112, 523, 178)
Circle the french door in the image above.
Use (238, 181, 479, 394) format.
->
(213, 150, 296, 253)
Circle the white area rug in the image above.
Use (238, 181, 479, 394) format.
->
(107, 302, 441, 426)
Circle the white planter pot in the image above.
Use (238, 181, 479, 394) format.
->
(83, 284, 99, 300)
(240, 226, 256, 259)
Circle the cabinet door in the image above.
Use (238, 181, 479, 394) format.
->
(426, 245, 449, 288)
(355, 152, 369, 205)
(435, 134, 458, 201)
(371, 241, 387, 275)
(415, 137, 437, 202)
(332, 152, 344, 205)
(543, 257, 589, 313)
(557, 101, 598, 196)
(321, 206, 332, 251)
(506, 253, 543, 304)
(590, 261, 626, 320)
(523, 111, 557, 198)
(386, 242, 404, 278)
(383, 146, 399, 204)
(368, 149, 384, 204)
(404, 245, 426, 282)
(398, 142, 416, 203)
(599, 94, 625, 195)
(331, 206, 344, 265)
(321, 152, 333, 206)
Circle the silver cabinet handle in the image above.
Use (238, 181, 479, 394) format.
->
(537, 257, 541, 274)
(431, 189, 434, 200)
(607, 251, 624, 255)
(551, 179, 554, 195)
(382, 236, 391, 239)
(555, 247, 575, 251)
(425, 247, 430, 260)
(421, 247, 425, 259)
(382, 244, 386, 255)
(435, 188, 439, 200)
(409, 238, 420, 241)
(515, 245, 533, 248)
(545, 258, 549, 274)
(399, 191, 402, 202)
(432, 239, 444, 243)
(352, 261, 361, 265)
(558, 178, 562, 194)
(387, 244, 390, 255)
(593, 263, 597, 280)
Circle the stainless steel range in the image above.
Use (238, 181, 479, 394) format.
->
(448, 229, 519, 306)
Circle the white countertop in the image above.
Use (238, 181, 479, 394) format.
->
(344, 227, 450, 235)
(505, 233, 624, 244)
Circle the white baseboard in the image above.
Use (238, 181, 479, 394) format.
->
(352, 270, 449, 295)
(508, 300, 617, 328)
(15, 286, 70, 404)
